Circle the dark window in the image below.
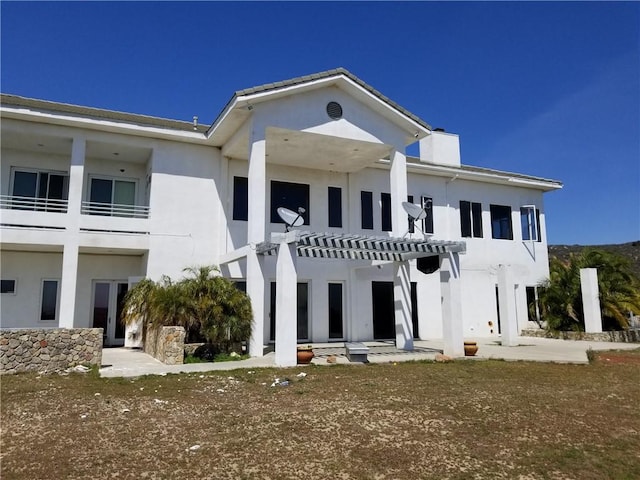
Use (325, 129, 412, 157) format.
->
(11, 170, 68, 211)
(328, 187, 342, 228)
(361, 191, 373, 229)
(270, 181, 310, 225)
(407, 195, 415, 233)
(411, 282, 419, 339)
(328, 283, 343, 339)
(234, 281, 246, 293)
(422, 196, 434, 234)
(526, 286, 540, 323)
(40, 280, 58, 321)
(381, 193, 392, 232)
(1, 279, 16, 294)
(520, 206, 541, 242)
(460, 201, 483, 238)
(88, 178, 136, 216)
(490, 204, 513, 240)
(233, 176, 248, 221)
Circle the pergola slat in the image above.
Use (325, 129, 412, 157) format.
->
(257, 231, 465, 261)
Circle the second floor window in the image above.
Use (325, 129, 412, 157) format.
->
(381, 193, 392, 232)
(10, 169, 68, 211)
(421, 196, 434, 234)
(233, 176, 248, 221)
(361, 191, 373, 230)
(520, 206, 541, 242)
(89, 177, 136, 216)
(270, 180, 310, 225)
(490, 204, 513, 240)
(328, 186, 342, 228)
(460, 201, 483, 238)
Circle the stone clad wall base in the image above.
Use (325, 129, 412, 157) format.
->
(144, 326, 185, 364)
(0, 328, 103, 375)
(521, 329, 639, 343)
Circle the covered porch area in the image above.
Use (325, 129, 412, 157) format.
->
(220, 231, 466, 366)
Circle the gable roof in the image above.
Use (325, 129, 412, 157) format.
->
(207, 67, 432, 143)
(231, 68, 432, 130)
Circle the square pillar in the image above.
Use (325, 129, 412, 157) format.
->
(246, 121, 267, 357)
(59, 136, 85, 328)
(497, 264, 519, 346)
(389, 149, 408, 237)
(394, 262, 413, 350)
(580, 268, 602, 333)
(275, 239, 298, 367)
(247, 250, 266, 357)
(67, 136, 85, 218)
(441, 252, 464, 357)
(247, 126, 266, 244)
(58, 242, 79, 328)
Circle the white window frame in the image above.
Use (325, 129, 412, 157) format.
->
(86, 175, 139, 206)
(520, 205, 540, 242)
(10, 167, 70, 198)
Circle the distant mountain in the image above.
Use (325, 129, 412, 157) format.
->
(548, 241, 640, 278)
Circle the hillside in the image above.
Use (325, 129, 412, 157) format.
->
(548, 241, 640, 279)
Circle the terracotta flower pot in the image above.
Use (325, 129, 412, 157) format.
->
(297, 349, 314, 364)
(464, 341, 478, 356)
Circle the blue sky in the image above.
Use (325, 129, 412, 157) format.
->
(2, 1, 638, 245)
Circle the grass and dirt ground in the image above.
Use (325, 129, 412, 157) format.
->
(1, 350, 639, 479)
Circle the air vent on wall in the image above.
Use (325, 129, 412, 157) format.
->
(326, 101, 343, 120)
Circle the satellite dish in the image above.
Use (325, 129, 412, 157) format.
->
(402, 202, 427, 221)
(277, 207, 304, 231)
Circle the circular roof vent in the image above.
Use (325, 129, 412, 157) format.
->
(326, 101, 343, 120)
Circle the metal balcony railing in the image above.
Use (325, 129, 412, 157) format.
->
(0, 195, 68, 213)
(81, 201, 150, 219)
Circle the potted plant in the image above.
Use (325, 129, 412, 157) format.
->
(464, 341, 478, 356)
(296, 345, 314, 364)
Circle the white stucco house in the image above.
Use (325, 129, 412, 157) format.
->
(0, 68, 562, 365)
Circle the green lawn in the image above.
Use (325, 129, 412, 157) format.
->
(2, 350, 639, 479)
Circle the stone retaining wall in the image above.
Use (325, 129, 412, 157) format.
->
(144, 326, 185, 364)
(521, 329, 640, 343)
(0, 328, 103, 375)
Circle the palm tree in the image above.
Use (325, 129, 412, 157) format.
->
(537, 249, 640, 331)
(122, 266, 252, 352)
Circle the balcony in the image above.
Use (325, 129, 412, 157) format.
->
(81, 201, 150, 219)
(0, 195, 69, 233)
(0, 194, 68, 213)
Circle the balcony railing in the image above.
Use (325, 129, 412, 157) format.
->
(0, 195, 68, 213)
(81, 201, 150, 219)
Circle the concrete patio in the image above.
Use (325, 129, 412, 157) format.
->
(99, 336, 639, 378)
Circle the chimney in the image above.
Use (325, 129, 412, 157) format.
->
(419, 128, 461, 167)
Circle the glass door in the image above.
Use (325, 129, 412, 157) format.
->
(92, 281, 128, 346)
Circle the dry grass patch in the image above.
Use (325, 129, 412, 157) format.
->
(2, 350, 639, 479)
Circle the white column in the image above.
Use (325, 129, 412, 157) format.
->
(497, 264, 519, 346)
(441, 252, 464, 357)
(247, 251, 266, 357)
(246, 123, 267, 357)
(580, 268, 602, 333)
(58, 137, 85, 328)
(275, 239, 298, 367)
(247, 126, 266, 244)
(394, 262, 413, 350)
(389, 149, 408, 237)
